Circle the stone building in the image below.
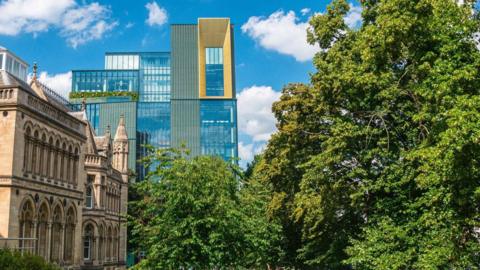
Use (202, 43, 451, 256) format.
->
(0, 60, 129, 269)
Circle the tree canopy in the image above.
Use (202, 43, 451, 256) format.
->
(257, 0, 480, 268)
(128, 148, 283, 269)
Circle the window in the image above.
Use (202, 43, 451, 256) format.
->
(83, 224, 94, 260)
(5, 56, 12, 73)
(86, 186, 93, 209)
(205, 48, 224, 96)
(0, 54, 3, 69)
(200, 100, 237, 162)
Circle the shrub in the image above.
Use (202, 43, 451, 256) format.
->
(0, 249, 60, 270)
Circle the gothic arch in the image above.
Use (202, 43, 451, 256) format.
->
(18, 196, 35, 253)
(63, 205, 76, 263)
(36, 201, 50, 259)
(50, 203, 64, 263)
(83, 222, 96, 261)
(23, 120, 34, 131)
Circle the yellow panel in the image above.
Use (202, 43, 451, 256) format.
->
(198, 18, 233, 99)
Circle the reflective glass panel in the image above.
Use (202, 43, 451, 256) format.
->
(200, 100, 237, 162)
(139, 52, 171, 102)
(205, 48, 224, 96)
(72, 70, 139, 93)
(136, 102, 171, 179)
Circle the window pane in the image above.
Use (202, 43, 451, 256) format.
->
(205, 48, 224, 96)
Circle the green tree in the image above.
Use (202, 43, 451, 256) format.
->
(129, 147, 283, 269)
(244, 154, 262, 180)
(257, 82, 328, 268)
(258, 0, 480, 268)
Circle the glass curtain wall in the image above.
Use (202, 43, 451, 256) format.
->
(84, 104, 101, 134)
(72, 70, 139, 92)
(139, 53, 171, 102)
(205, 48, 224, 96)
(105, 54, 139, 70)
(200, 100, 237, 162)
(136, 52, 172, 179)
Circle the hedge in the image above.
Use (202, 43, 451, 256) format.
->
(0, 249, 60, 270)
(69, 91, 139, 101)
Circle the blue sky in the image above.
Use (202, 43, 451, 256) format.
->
(0, 0, 362, 166)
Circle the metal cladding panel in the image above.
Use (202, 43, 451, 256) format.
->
(230, 24, 236, 97)
(171, 25, 199, 99)
(171, 100, 201, 157)
(98, 102, 137, 170)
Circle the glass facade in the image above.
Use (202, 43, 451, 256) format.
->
(205, 48, 224, 96)
(200, 100, 237, 162)
(84, 104, 100, 134)
(105, 54, 139, 70)
(1, 53, 28, 81)
(71, 20, 238, 180)
(72, 70, 139, 92)
(136, 102, 171, 179)
(139, 53, 171, 102)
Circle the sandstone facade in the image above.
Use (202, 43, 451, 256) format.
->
(0, 70, 129, 270)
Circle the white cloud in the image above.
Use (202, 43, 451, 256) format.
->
(301, 8, 311, 16)
(61, 3, 118, 48)
(145, 1, 168, 27)
(237, 86, 280, 142)
(238, 142, 266, 167)
(242, 10, 319, 62)
(0, 0, 117, 48)
(345, 4, 362, 29)
(239, 142, 254, 163)
(36, 71, 72, 98)
(0, 0, 75, 35)
(125, 22, 135, 29)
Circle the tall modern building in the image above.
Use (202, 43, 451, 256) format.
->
(70, 18, 238, 179)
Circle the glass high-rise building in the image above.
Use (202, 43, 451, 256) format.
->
(70, 18, 238, 180)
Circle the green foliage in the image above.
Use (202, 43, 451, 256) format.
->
(244, 154, 262, 180)
(128, 147, 283, 269)
(257, 0, 480, 268)
(0, 249, 60, 270)
(69, 91, 139, 101)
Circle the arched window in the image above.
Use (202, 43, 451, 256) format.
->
(67, 145, 72, 182)
(32, 131, 38, 175)
(36, 202, 49, 259)
(73, 148, 79, 185)
(86, 186, 93, 209)
(60, 143, 66, 180)
(19, 199, 34, 253)
(54, 141, 60, 179)
(83, 224, 94, 261)
(64, 207, 76, 263)
(23, 127, 31, 172)
(50, 205, 63, 263)
(39, 134, 46, 177)
(47, 138, 53, 178)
